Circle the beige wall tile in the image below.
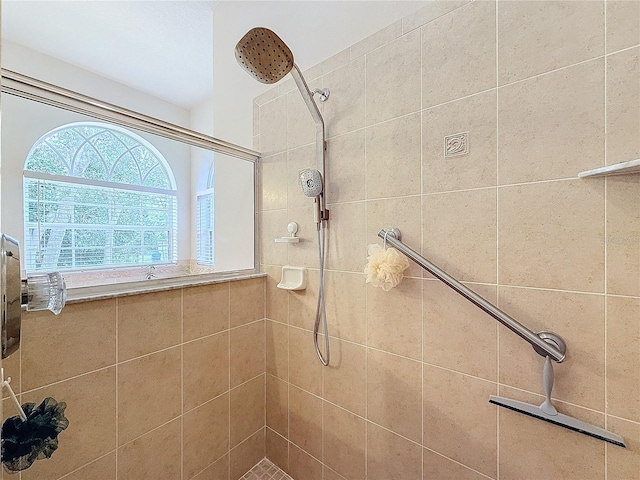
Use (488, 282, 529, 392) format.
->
(423, 366, 497, 478)
(230, 321, 265, 388)
(259, 95, 287, 156)
(287, 88, 317, 150)
(499, 180, 605, 293)
(402, 1, 470, 33)
(324, 271, 366, 344)
(423, 449, 488, 480)
(367, 348, 422, 443)
(498, 387, 605, 480)
(366, 278, 423, 360)
(366, 196, 422, 278)
(288, 327, 323, 395)
(289, 443, 322, 480)
(266, 374, 288, 437)
(326, 201, 367, 272)
(323, 339, 366, 416)
(262, 152, 288, 211)
(287, 144, 316, 209)
(498, 0, 604, 85)
(20, 368, 116, 480)
(607, 48, 640, 166)
(183, 332, 229, 411)
(230, 428, 265, 479)
(266, 427, 289, 472)
(606, 0, 640, 53)
(423, 188, 497, 284)
(183, 282, 229, 342)
(261, 209, 289, 266)
(323, 401, 366, 479)
(118, 290, 181, 361)
(351, 20, 402, 59)
(424, 280, 497, 381)
(324, 57, 365, 138)
(422, 91, 497, 193)
(230, 277, 265, 327)
(2, 350, 20, 397)
(62, 453, 116, 480)
(365, 113, 421, 199)
(256, 86, 280, 106)
(316, 47, 351, 77)
(289, 385, 323, 460)
(422, 0, 496, 108)
(21, 299, 115, 391)
(118, 347, 181, 445)
(183, 394, 229, 480)
(266, 320, 289, 380)
(367, 422, 422, 480)
(499, 287, 605, 411)
(325, 130, 366, 204)
(230, 375, 265, 447)
(117, 419, 181, 480)
(265, 265, 289, 323)
(498, 59, 604, 184)
(607, 416, 640, 479)
(365, 29, 421, 125)
(607, 295, 640, 422)
(192, 454, 229, 480)
(286, 205, 319, 270)
(323, 466, 348, 480)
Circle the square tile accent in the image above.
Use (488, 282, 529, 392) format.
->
(444, 131, 469, 157)
(241, 457, 293, 480)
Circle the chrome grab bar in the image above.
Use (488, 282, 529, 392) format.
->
(378, 228, 566, 363)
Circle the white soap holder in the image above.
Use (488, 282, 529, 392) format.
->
(275, 222, 300, 243)
(277, 266, 307, 290)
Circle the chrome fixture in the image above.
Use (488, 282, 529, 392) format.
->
(377, 227, 625, 447)
(236, 27, 331, 366)
(1, 234, 67, 359)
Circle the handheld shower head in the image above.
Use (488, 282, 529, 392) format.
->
(298, 168, 323, 197)
(235, 27, 294, 84)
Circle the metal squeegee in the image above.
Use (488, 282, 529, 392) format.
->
(378, 228, 626, 448)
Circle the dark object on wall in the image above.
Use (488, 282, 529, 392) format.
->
(1, 397, 69, 472)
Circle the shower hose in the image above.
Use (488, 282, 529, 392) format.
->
(313, 226, 330, 366)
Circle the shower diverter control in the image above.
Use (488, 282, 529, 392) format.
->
(1, 234, 67, 359)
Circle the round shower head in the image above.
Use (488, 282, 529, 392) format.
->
(299, 168, 323, 197)
(235, 27, 295, 84)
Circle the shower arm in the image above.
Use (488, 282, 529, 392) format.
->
(290, 64, 328, 223)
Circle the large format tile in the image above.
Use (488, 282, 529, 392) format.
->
(365, 29, 421, 125)
(498, 0, 604, 84)
(289, 443, 322, 480)
(402, 1, 470, 33)
(423, 449, 488, 480)
(323, 401, 366, 480)
(367, 348, 422, 443)
(422, 91, 497, 193)
(118, 347, 181, 445)
(21, 368, 116, 480)
(62, 453, 116, 480)
(183, 282, 229, 342)
(230, 277, 265, 327)
(422, 0, 496, 107)
(230, 320, 265, 388)
(606, 0, 640, 53)
(607, 416, 640, 479)
(288, 327, 323, 395)
(259, 95, 287, 156)
(498, 59, 604, 184)
(262, 152, 288, 211)
(326, 201, 367, 272)
(230, 428, 265, 480)
(366, 422, 422, 480)
(21, 299, 115, 391)
(266, 374, 288, 437)
(324, 57, 365, 138)
(118, 290, 181, 361)
(266, 320, 289, 380)
(289, 385, 323, 460)
(498, 180, 605, 293)
(230, 375, 265, 447)
(324, 271, 366, 344)
(325, 130, 366, 204)
(323, 339, 366, 416)
(183, 332, 229, 411)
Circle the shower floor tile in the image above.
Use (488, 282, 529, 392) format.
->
(241, 458, 293, 480)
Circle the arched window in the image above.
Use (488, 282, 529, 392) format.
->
(23, 122, 177, 272)
(196, 164, 214, 265)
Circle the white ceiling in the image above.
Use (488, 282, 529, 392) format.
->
(2, 1, 427, 109)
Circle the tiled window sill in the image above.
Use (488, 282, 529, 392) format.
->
(65, 270, 265, 303)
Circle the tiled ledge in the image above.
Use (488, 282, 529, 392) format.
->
(66, 271, 265, 303)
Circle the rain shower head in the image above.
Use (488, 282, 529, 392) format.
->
(299, 168, 323, 197)
(235, 27, 294, 84)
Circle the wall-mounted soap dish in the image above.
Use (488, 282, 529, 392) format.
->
(275, 222, 300, 243)
(277, 265, 307, 290)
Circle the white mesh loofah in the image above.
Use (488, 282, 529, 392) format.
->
(364, 244, 410, 291)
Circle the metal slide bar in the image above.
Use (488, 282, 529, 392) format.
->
(378, 228, 566, 363)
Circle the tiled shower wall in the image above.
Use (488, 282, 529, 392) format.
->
(257, 1, 640, 479)
(2, 277, 266, 480)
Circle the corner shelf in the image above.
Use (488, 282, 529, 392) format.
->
(579, 159, 640, 178)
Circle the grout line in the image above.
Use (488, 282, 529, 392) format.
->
(424, 446, 495, 480)
(603, 2, 609, 478)
(495, 0, 501, 476)
(362, 48, 369, 480)
(57, 451, 116, 480)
